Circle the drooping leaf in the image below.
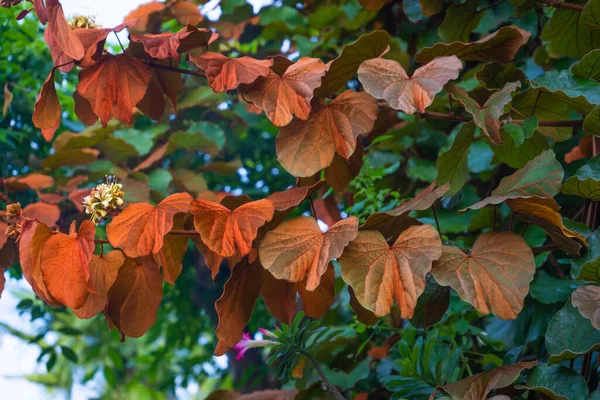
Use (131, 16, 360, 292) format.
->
(358, 56, 462, 114)
(409, 279, 450, 328)
(32, 67, 61, 141)
(571, 285, 600, 330)
(241, 57, 326, 127)
(191, 198, 274, 258)
(447, 82, 521, 145)
(438, 0, 483, 43)
(441, 361, 536, 400)
(561, 154, 600, 201)
(276, 90, 377, 177)
(46, 0, 84, 61)
(130, 25, 216, 60)
(572, 230, 600, 282)
(315, 30, 390, 97)
(546, 301, 600, 364)
(432, 232, 535, 319)
(41, 221, 96, 309)
(415, 25, 531, 64)
(214, 258, 263, 355)
(298, 264, 336, 319)
(107, 192, 192, 258)
(475, 62, 526, 90)
(518, 363, 588, 400)
(339, 225, 442, 317)
(260, 216, 358, 291)
(105, 256, 163, 339)
(260, 271, 296, 325)
(154, 233, 189, 285)
(76, 53, 152, 126)
(436, 123, 475, 195)
(463, 150, 563, 211)
(190, 52, 273, 92)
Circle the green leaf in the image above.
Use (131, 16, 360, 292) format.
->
(530, 70, 599, 113)
(178, 86, 228, 109)
(571, 49, 600, 81)
(518, 364, 588, 400)
(315, 30, 390, 97)
(591, 390, 600, 400)
(113, 125, 168, 156)
(321, 358, 370, 390)
(409, 280, 450, 328)
(584, 104, 600, 135)
(60, 346, 78, 363)
(546, 301, 600, 364)
(436, 122, 475, 195)
(420, 0, 443, 16)
(562, 154, 600, 201)
(529, 271, 576, 304)
(571, 230, 600, 282)
(503, 116, 538, 147)
(406, 158, 437, 182)
(42, 148, 99, 169)
(583, 0, 600, 31)
(438, 0, 484, 43)
(169, 122, 225, 156)
(475, 62, 525, 89)
(541, 0, 600, 58)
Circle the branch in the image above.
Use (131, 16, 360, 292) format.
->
(531, 244, 559, 254)
(145, 61, 207, 78)
(540, 0, 585, 12)
(301, 352, 346, 400)
(419, 111, 583, 128)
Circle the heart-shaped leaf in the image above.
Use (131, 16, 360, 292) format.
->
(191, 52, 273, 92)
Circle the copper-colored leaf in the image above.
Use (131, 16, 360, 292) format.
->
(107, 192, 192, 258)
(191, 52, 273, 92)
(132, 142, 170, 173)
(41, 221, 96, 309)
(276, 90, 378, 177)
(358, 56, 462, 114)
(34, 0, 48, 24)
(73, 91, 98, 126)
(572, 285, 600, 330)
(349, 286, 379, 325)
(298, 264, 335, 319)
(432, 232, 535, 319)
(123, 1, 166, 32)
(46, 0, 84, 60)
(76, 53, 152, 126)
(32, 67, 61, 141)
(415, 25, 531, 64)
(74, 251, 125, 319)
(214, 258, 264, 354)
(241, 57, 327, 127)
(105, 256, 163, 338)
(5, 174, 55, 192)
(260, 271, 296, 324)
(170, 1, 202, 25)
(131, 25, 215, 60)
(154, 233, 189, 284)
(22, 202, 60, 227)
(441, 361, 537, 400)
(38, 193, 64, 205)
(508, 198, 587, 256)
(0, 222, 6, 251)
(261, 216, 358, 291)
(191, 198, 274, 258)
(24, 221, 62, 307)
(340, 225, 442, 317)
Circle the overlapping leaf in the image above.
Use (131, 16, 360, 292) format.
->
(562, 154, 600, 200)
(260, 216, 358, 291)
(572, 285, 600, 330)
(32, 67, 61, 141)
(130, 25, 216, 60)
(358, 56, 461, 114)
(191, 52, 273, 92)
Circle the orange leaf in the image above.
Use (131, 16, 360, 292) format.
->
(73, 91, 99, 126)
(572, 285, 600, 330)
(32, 67, 61, 141)
(38, 193, 64, 205)
(5, 173, 55, 191)
(105, 256, 163, 338)
(46, 0, 84, 60)
(154, 233, 189, 284)
(191, 198, 274, 258)
(241, 57, 327, 127)
(41, 221, 96, 309)
(22, 202, 60, 227)
(431, 232, 535, 320)
(169, 1, 203, 25)
(74, 251, 125, 319)
(358, 56, 462, 114)
(191, 52, 273, 92)
(339, 225, 442, 317)
(130, 25, 216, 60)
(68, 187, 92, 212)
(123, 1, 166, 32)
(214, 258, 264, 354)
(34, 0, 48, 24)
(297, 264, 335, 319)
(76, 53, 152, 126)
(132, 142, 170, 173)
(277, 90, 377, 177)
(260, 216, 358, 290)
(107, 192, 192, 258)
(44, 27, 74, 72)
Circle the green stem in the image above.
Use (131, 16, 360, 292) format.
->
(301, 351, 346, 400)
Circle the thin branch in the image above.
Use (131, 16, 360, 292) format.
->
(478, 0, 508, 13)
(113, 31, 125, 52)
(416, 110, 583, 128)
(145, 61, 207, 78)
(540, 0, 585, 12)
(431, 204, 442, 235)
(531, 244, 559, 254)
(301, 351, 346, 400)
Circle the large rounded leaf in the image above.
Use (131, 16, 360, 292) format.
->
(191, 52, 273, 92)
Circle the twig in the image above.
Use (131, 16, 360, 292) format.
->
(478, 0, 508, 13)
(145, 61, 207, 78)
(416, 110, 583, 128)
(508, 211, 514, 232)
(113, 31, 125, 52)
(302, 352, 345, 400)
(540, 0, 585, 12)
(431, 204, 442, 236)
(531, 244, 559, 254)
(492, 204, 497, 231)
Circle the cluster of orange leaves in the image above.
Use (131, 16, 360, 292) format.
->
(3, 0, 550, 354)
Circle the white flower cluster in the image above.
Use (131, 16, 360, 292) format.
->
(83, 176, 124, 225)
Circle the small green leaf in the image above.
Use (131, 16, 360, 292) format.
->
(503, 116, 538, 147)
(475, 62, 526, 89)
(562, 154, 600, 201)
(571, 230, 600, 282)
(518, 364, 588, 400)
(436, 122, 475, 195)
(571, 49, 600, 81)
(529, 271, 576, 304)
(438, 0, 483, 43)
(61, 346, 78, 363)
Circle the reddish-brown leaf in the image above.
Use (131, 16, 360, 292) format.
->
(73, 91, 98, 126)
(169, 1, 203, 25)
(214, 258, 264, 354)
(105, 256, 163, 338)
(34, 0, 48, 24)
(132, 142, 170, 172)
(191, 198, 274, 258)
(339, 225, 442, 317)
(260, 216, 358, 291)
(277, 90, 378, 177)
(154, 233, 189, 284)
(74, 251, 125, 319)
(349, 286, 379, 325)
(5, 174, 55, 192)
(191, 52, 273, 92)
(241, 57, 327, 127)
(44, 27, 74, 72)
(432, 232, 535, 320)
(22, 202, 60, 227)
(298, 264, 335, 319)
(260, 271, 297, 325)
(0, 268, 4, 298)
(107, 192, 192, 258)
(46, 0, 84, 61)
(32, 67, 61, 141)
(41, 221, 95, 309)
(76, 53, 152, 126)
(0, 221, 7, 251)
(130, 25, 216, 60)
(68, 187, 92, 212)
(123, 1, 166, 32)
(38, 193, 64, 205)
(358, 56, 462, 114)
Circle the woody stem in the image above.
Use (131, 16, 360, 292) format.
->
(145, 61, 207, 78)
(540, 0, 585, 12)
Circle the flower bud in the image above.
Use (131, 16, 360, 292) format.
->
(5, 202, 22, 219)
